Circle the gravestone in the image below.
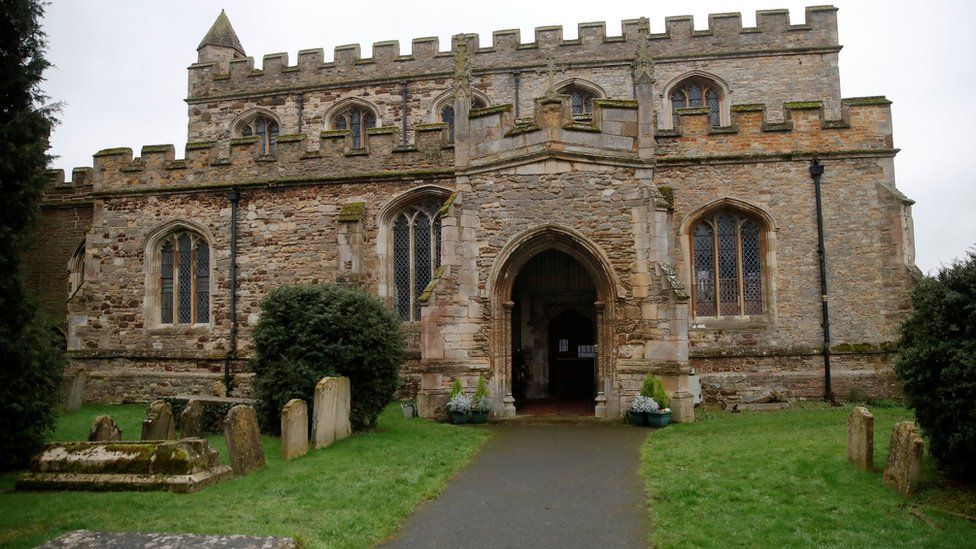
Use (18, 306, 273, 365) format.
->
(211, 380, 227, 397)
(312, 376, 352, 449)
(224, 405, 265, 475)
(88, 415, 122, 442)
(180, 400, 205, 438)
(141, 400, 176, 440)
(280, 399, 308, 460)
(61, 369, 86, 412)
(846, 406, 874, 471)
(883, 421, 925, 496)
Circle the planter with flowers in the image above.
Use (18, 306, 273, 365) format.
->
(447, 378, 472, 424)
(471, 376, 491, 424)
(629, 373, 672, 427)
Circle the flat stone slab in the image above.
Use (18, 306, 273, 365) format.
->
(38, 530, 296, 548)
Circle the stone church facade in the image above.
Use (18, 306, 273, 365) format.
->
(29, 6, 917, 419)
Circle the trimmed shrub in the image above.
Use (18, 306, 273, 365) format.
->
(250, 284, 404, 433)
(640, 373, 670, 409)
(895, 250, 976, 481)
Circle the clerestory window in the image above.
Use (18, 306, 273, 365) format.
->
(691, 211, 763, 317)
(439, 97, 486, 143)
(157, 231, 211, 324)
(238, 115, 279, 154)
(391, 199, 443, 321)
(670, 77, 722, 127)
(334, 107, 376, 149)
(560, 86, 595, 119)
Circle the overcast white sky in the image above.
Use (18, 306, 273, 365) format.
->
(41, 1, 975, 274)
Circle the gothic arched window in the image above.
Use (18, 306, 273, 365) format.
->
(691, 211, 763, 317)
(670, 77, 722, 127)
(238, 114, 279, 154)
(67, 241, 85, 297)
(440, 97, 486, 143)
(558, 85, 596, 119)
(334, 106, 376, 149)
(391, 199, 443, 321)
(157, 231, 211, 324)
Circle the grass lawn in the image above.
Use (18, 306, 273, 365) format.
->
(0, 403, 490, 548)
(641, 404, 976, 548)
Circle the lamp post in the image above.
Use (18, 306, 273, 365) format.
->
(809, 157, 833, 402)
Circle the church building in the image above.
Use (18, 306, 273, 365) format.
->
(29, 6, 918, 420)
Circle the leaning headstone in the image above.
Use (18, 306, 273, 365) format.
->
(280, 399, 308, 460)
(312, 376, 353, 449)
(140, 400, 176, 440)
(846, 406, 874, 471)
(224, 405, 265, 476)
(883, 421, 925, 496)
(180, 400, 205, 438)
(312, 377, 339, 449)
(61, 369, 87, 412)
(335, 377, 352, 440)
(88, 415, 122, 442)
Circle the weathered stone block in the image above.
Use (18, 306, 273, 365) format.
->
(280, 399, 308, 460)
(61, 369, 86, 412)
(140, 400, 176, 441)
(335, 377, 351, 439)
(883, 421, 924, 496)
(88, 415, 122, 442)
(180, 400, 205, 438)
(224, 404, 265, 476)
(846, 406, 874, 471)
(670, 391, 695, 423)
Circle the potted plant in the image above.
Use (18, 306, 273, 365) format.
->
(642, 373, 672, 427)
(471, 376, 491, 424)
(628, 395, 657, 426)
(447, 378, 471, 424)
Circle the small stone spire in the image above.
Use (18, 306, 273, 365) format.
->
(197, 10, 245, 65)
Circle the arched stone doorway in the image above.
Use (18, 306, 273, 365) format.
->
(489, 225, 618, 417)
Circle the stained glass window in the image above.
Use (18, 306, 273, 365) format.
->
(334, 107, 376, 149)
(670, 78, 723, 128)
(157, 231, 210, 325)
(691, 211, 765, 317)
(391, 199, 444, 321)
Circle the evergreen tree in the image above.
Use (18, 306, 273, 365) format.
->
(0, 0, 64, 468)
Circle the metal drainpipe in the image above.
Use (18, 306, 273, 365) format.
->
(224, 187, 240, 395)
(513, 71, 521, 118)
(400, 80, 408, 146)
(809, 157, 832, 402)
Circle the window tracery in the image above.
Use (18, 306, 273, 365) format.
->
(238, 114, 279, 154)
(333, 106, 376, 149)
(157, 231, 210, 324)
(691, 210, 763, 317)
(439, 97, 486, 143)
(391, 199, 443, 321)
(670, 77, 722, 127)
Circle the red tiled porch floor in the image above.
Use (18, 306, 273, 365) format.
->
(517, 398, 595, 416)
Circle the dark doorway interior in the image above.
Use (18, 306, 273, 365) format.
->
(547, 309, 595, 399)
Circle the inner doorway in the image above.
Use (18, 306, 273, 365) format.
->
(510, 249, 597, 416)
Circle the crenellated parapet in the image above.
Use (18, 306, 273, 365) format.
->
(188, 6, 838, 100)
(463, 96, 640, 169)
(84, 124, 454, 195)
(655, 96, 894, 163)
(43, 167, 94, 204)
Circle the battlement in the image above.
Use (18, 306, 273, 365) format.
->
(80, 124, 455, 195)
(188, 6, 838, 100)
(464, 96, 640, 168)
(655, 96, 894, 161)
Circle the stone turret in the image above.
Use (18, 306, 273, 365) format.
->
(197, 10, 245, 68)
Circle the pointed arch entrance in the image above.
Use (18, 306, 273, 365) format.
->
(489, 225, 618, 417)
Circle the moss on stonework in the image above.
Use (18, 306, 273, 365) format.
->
(338, 201, 365, 222)
(366, 126, 397, 135)
(469, 104, 512, 119)
(437, 191, 458, 217)
(321, 130, 349, 138)
(504, 124, 540, 137)
(832, 341, 898, 353)
(93, 147, 132, 157)
(418, 265, 447, 304)
(563, 122, 600, 133)
(274, 133, 306, 143)
(593, 98, 638, 109)
(141, 145, 173, 154)
(415, 123, 447, 131)
(730, 103, 765, 112)
(185, 141, 217, 151)
(785, 101, 823, 110)
(229, 136, 260, 146)
(842, 96, 892, 106)
(675, 107, 711, 115)
(657, 185, 674, 209)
